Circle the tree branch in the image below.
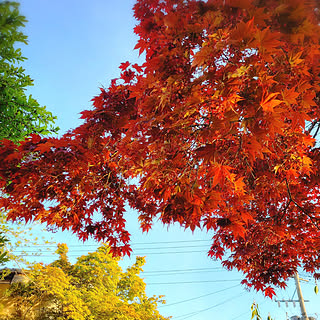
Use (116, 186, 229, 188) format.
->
(285, 178, 320, 231)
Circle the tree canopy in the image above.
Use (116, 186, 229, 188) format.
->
(1, 0, 320, 297)
(0, 244, 168, 320)
(0, 1, 58, 141)
(0, 1, 58, 266)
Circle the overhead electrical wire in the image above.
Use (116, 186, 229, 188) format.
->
(230, 309, 251, 320)
(11, 240, 215, 261)
(142, 269, 225, 277)
(18, 239, 212, 248)
(158, 284, 240, 308)
(174, 293, 241, 320)
(146, 279, 241, 285)
(12, 244, 211, 253)
(11, 242, 216, 260)
(143, 267, 223, 274)
(132, 239, 212, 245)
(230, 300, 268, 320)
(15, 250, 210, 257)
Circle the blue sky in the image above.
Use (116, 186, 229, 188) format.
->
(13, 1, 320, 319)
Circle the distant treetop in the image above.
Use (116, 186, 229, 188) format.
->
(0, 1, 58, 142)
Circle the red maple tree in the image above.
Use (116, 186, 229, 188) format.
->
(1, 0, 320, 296)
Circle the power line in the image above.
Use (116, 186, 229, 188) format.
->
(133, 239, 212, 245)
(21, 239, 212, 248)
(15, 250, 211, 257)
(11, 244, 210, 254)
(159, 284, 240, 308)
(143, 271, 226, 277)
(146, 279, 241, 285)
(231, 309, 251, 320)
(143, 267, 223, 274)
(175, 293, 241, 320)
(231, 300, 268, 320)
(143, 268, 225, 277)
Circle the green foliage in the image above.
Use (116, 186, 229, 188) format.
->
(251, 302, 273, 320)
(0, 1, 58, 142)
(251, 302, 262, 320)
(0, 1, 58, 266)
(0, 234, 9, 266)
(0, 244, 170, 320)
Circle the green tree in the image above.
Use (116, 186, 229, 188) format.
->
(0, 1, 58, 266)
(0, 1, 58, 142)
(0, 244, 170, 320)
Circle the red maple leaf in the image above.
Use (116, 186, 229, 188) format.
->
(1, 0, 320, 295)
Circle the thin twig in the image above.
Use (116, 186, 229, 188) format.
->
(312, 122, 320, 139)
(285, 178, 320, 231)
(307, 119, 318, 134)
(276, 199, 291, 223)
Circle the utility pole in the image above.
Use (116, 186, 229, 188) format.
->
(294, 273, 309, 320)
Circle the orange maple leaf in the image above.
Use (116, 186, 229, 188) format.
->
(255, 27, 281, 54)
(230, 222, 246, 239)
(234, 177, 246, 194)
(281, 87, 299, 106)
(260, 92, 282, 112)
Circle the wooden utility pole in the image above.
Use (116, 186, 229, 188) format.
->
(294, 273, 309, 320)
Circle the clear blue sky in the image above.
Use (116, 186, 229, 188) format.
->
(13, 1, 320, 319)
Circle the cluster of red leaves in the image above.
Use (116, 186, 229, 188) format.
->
(2, 0, 320, 296)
